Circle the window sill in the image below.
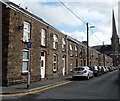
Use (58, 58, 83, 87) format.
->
(62, 49, 65, 52)
(21, 71, 28, 75)
(41, 45, 46, 48)
(22, 40, 30, 43)
(53, 48, 57, 50)
(53, 70, 57, 73)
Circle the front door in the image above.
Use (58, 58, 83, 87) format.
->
(41, 51, 45, 78)
(62, 56, 66, 75)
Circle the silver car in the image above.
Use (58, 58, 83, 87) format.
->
(72, 66, 94, 80)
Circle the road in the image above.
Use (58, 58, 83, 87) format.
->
(3, 70, 120, 100)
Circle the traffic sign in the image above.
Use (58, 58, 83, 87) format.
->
(27, 42, 32, 48)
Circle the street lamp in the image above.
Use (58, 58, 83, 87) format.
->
(86, 23, 95, 66)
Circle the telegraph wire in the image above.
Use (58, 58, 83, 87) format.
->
(58, 0, 104, 45)
(90, 28, 103, 44)
(58, 0, 87, 24)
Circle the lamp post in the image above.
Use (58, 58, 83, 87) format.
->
(86, 23, 95, 66)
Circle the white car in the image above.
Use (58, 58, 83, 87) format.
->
(72, 66, 94, 80)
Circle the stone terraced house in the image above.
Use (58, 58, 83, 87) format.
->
(1, 1, 113, 86)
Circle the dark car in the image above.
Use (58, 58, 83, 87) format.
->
(89, 66, 101, 77)
(101, 66, 106, 74)
(97, 66, 103, 75)
(108, 66, 113, 72)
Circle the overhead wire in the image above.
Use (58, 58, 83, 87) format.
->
(89, 28, 103, 44)
(58, 0, 105, 45)
(58, 0, 87, 25)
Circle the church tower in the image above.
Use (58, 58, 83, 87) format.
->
(111, 10, 119, 54)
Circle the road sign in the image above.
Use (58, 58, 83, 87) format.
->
(27, 42, 32, 48)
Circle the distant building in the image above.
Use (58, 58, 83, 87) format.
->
(92, 10, 120, 66)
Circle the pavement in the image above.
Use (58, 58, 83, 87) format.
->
(0, 75, 72, 95)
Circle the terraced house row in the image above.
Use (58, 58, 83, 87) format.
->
(1, 1, 113, 86)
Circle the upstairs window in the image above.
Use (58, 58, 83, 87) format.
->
(53, 34, 58, 49)
(62, 38, 66, 51)
(53, 54, 58, 72)
(70, 45, 73, 56)
(41, 29, 46, 46)
(23, 22, 30, 42)
(75, 46, 78, 56)
(80, 48, 82, 58)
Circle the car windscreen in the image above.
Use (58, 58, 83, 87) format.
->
(74, 67, 84, 71)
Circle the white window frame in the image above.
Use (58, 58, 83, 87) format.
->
(80, 48, 82, 58)
(75, 46, 78, 56)
(23, 22, 30, 42)
(22, 49, 29, 72)
(70, 63, 72, 72)
(62, 38, 66, 51)
(53, 54, 58, 72)
(53, 34, 58, 49)
(70, 45, 73, 56)
(41, 29, 46, 46)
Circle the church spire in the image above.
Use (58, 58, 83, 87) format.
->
(111, 9, 119, 54)
(112, 9, 118, 38)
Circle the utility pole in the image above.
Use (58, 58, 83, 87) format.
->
(103, 42, 105, 67)
(27, 41, 32, 89)
(87, 22, 89, 67)
(86, 23, 95, 67)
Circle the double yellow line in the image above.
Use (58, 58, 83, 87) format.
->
(0, 81, 72, 97)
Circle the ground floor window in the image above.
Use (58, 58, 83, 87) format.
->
(53, 54, 58, 72)
(70, 63, 72, 72)
(22, 49, 29, 72)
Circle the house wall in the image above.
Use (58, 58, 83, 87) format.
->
(2, 2, 113, 86)
(2, 4, 10, 86)
(2, 4, 67, 86)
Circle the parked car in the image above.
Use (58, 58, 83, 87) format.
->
(98, 66, 102, 75)
(101, 66, 107, 73)
(104, 66, 109, 72)
(112, 66, 117, 70)
(72, 66, 94, 80)
(105, 66, 110, 72)
(108, 66, 114, 72)
(89, 66, 101, 77)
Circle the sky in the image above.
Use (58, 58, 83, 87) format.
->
(8, 0, 119, 46)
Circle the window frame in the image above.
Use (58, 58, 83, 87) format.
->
(22, 49, 29, 73)
(75, 46, 78, 56)
(70, 63, 72, 72)
(41, 28, 46, 46)
(62, 38, 66, 51)
(70, 45, 73, 56)
(53, 54, 58, 72)
(23, 22, 30, 42)
(53, 34, 58, 49)
(80, 48, 82, 58)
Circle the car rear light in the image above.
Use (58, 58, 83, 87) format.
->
(94, 70, 98, 72)
(84, 70, 87, 73)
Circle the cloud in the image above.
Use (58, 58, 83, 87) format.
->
(61, 30, 87, 40)
(9, 0, 119, 3)
(9, 0, 119, 46)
